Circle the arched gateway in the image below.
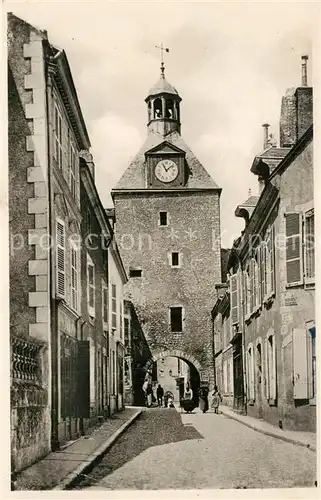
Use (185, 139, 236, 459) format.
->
(112, 62, 222, 406)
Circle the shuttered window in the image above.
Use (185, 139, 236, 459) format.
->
(54, 106, 62, 168)
(120, 301, 123, 339)
(230, 273, 238, 325)
(87, 255, 95, 316)
(263, 338, 269, 400)
(112, 284, 117, 330)
(255, 250, 261, 306)
(292, 328, 310, 399)
(69, 141, 77, 199)
(102, 282, 108, 326)
(249, 260, 255, 312)
(56, 220, 65, 297)
(304, 209, 315, 283)
(70, 245, 78, 311)
(267, 334, 276, 402)
(260, 242, 267, 300)
(285, 213, 303, 286)
(247, 345, 255, 401)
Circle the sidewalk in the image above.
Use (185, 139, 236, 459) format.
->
(219, 405, 316, 452)
(14, 407, 142, 491)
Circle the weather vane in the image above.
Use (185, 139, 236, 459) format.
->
(155, 44, 170, 76)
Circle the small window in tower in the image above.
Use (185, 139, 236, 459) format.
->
(154, 98, 162, 119)
(159, 212, 168, 226)
(170, 307, 183, 332)
(171, 252, 179, 267)
(129, 269, 142, 278)
(166, 99, 174, 119)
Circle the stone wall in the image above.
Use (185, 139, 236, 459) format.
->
(8, 13, 51, 473)
(114, 190, 221, 389)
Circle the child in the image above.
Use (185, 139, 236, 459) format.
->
(211, 385, 222, 414)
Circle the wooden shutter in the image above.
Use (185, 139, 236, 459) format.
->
(285, 213, 303, 286)
(256, 249, 261, 306)
(292, 328, 309, 399)
(56, 220, 65, 297)
(260, 243, 266, 300)
(250, 260, 254, 312)
(230, 273, 238, 325)
(103, 286, 108, 324)
(304, 210, 315, 283)
(263, 338, 270, 399)
(77, 341, 90, 418)
(269, 335, 276, 401)
(243, 271, 248, 316)
(71, 246, 77, 310)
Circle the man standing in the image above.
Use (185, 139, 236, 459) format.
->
(156, 384, 164, 407)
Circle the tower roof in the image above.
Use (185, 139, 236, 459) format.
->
(147, 74, 180, 99)
(112, 131, 220, 191)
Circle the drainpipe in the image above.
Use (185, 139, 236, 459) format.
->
(79, 320, 87, 435)
(211, 310, 216, 388)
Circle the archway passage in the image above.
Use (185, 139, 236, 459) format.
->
(136, 350, 202, 407)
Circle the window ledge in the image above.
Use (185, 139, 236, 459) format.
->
(89, 315, 95, 326)
(263, 291, 275, 307)
(245, 313, 252, 325)
(248, 399, 255, 406)
(309, 398, 316, 406)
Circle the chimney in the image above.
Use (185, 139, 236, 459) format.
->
(301, 55, 308, 87)
(262, 123, 270, 149)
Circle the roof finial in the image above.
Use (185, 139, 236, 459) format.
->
(155, 44, 169, 77)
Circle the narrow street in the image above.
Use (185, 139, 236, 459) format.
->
(74, 408, 316, 490)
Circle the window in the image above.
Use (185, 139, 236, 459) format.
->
(111, 284, 117, 330)
(285, 213, 303, 286)
(87, 255, 95, 317)
(223, 360, 228, 394)
(102, 282, 108, 326)
(56, 220, 65, 297)
(171, 252, 179, 267)
(247, 345, 255, 402)
(69, 140, 77, 198)
(170, 307, 183, 332)
(70, 244, 78, 311)
(178, 358, 181, 374)
(159, 212, 168, 226)
(120, 301, 123, 339)
(54, 106, 62, 168)
(129, 269, 142, 278)
(112, 350, 116, 395)
(304, 209, 315, 283)
(265, 334, 276, 403)
(293, 326, 316, 401)
(230, 273, 238, 325)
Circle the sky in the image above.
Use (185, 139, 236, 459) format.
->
(5, 0, 317, 247)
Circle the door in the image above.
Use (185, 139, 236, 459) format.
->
(60, 333, 79, 441)
(256, 343, 263, 418)
(233, 350, 244, 411)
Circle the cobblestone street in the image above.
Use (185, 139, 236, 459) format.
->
(74, 408, 316, 490)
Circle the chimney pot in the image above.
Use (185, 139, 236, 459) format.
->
(262, 123, 270, 149)
(301, 54, 309, 87)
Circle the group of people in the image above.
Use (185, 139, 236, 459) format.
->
(143, 376, 222, 414)
(180, 383, 223, 414)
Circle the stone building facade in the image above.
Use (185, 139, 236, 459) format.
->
(8, 13, 127, 472)
(112, 64, 222, 403)
(216, 57, 315, 431)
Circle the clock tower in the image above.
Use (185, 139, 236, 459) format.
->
(111, 61, 222, 403)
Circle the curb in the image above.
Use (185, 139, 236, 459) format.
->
(52, 409, 143, 490)
(220, 408, 316, 452)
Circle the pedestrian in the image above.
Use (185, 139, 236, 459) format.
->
(198, 385, 209, 413)
(156, 384, 164, 407)
(142, 379, 149, 406)
(146, 383, 153, 407)
(211, 385, 222, 414)
(181, 382, 195, 413)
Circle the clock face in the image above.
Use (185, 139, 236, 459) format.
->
(155, 159, 179, 183)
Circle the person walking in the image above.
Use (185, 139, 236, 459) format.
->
(142, 379, 149, 407)
(198, 385, 209, 413)
(211, 385, 222, 414)
(146, 383, 153, 407)
(181, 383, 195, 413)
(156, 384, 164, 407)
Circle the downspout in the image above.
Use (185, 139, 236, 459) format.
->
(79, 320, 87, 435)
(211, 310, 216, 388)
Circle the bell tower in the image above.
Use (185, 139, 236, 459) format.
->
(145, 50, 181, 137)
